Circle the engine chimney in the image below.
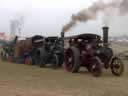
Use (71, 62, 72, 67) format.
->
(103, 26, 109, 47)
(61, 31, 64, 39)
(14, 35, 18, 44)
(61, 31, 65, 47)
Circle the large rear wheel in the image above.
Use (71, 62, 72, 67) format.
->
(64, 46, 80, 73)
(111, 57, 124, 76)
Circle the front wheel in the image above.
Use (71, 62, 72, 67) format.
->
(90, 56, 103, 77)
(111, 57, 124, 76)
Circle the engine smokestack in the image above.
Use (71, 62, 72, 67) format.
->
(103, 26, 109, 47)
(61, 31, 65, 48)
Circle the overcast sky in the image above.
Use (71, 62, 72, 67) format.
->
(0, 0, 127, 37)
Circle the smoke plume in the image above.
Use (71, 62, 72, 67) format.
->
(63, 0, 128, 32)
(62, 20, 76, 32)
(119, 0, 128, 15)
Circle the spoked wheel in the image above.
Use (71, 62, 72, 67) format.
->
(90, 56, 102, 77)
(51, 54, 59, 69)
(64, 46, 80, 73)
(111, 57, 124, 76)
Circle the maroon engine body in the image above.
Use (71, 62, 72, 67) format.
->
(64, 27, 124, 77)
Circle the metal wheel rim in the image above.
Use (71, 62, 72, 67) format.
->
(112, 58, 123, 74)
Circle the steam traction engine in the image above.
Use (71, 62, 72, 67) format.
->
(33, 36, 64, 68)
(64, 27, 124, 77)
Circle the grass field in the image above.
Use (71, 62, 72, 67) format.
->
(0, 44, 127, 96)
(0, 60, 127, 96)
